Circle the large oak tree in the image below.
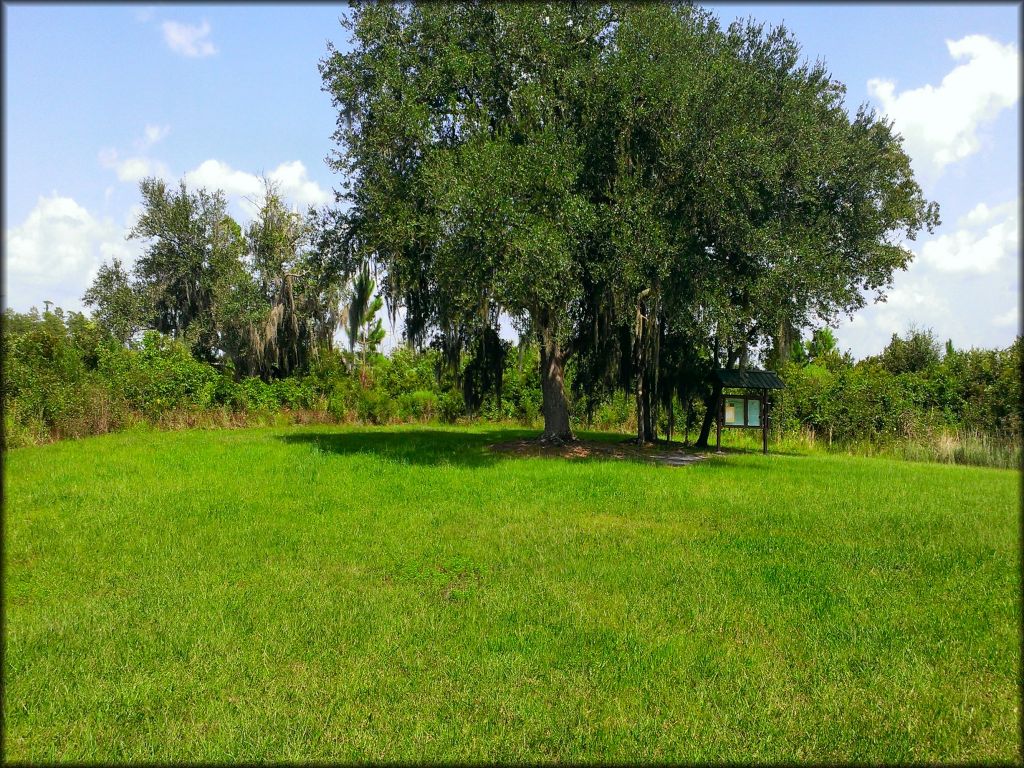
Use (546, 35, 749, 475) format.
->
(321, 2, 938, 443)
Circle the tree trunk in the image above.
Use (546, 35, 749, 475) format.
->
(635, 370, 647, 446)
(667, 395, 674, 443)
(650, 302, 663, 443)
(694, 383, 722, 449)
(635, 363, 658, 444)
(539, 327, 573, 443)
(642, 372, 655, 442)
(634, 288, 653, 445)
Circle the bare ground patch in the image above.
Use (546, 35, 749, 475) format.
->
(487, 437, 706, 466)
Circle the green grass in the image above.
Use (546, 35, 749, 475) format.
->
(4, 423, 1020, 763)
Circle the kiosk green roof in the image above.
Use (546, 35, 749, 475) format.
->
(713, 368, 784, 390)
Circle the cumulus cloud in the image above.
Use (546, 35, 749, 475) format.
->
(919, 198, 1018, 274)
(835, 196, 1020, 357)
(5, 195, 136, 311)
(183, 159, 333, 216)
(835, 272, 959, 357)
(184, 159, 263, 199)
(99, 149, 332, 219)
(269, 161, 335, 208)
(873, 280, 951, 329)
(162, 20, 217, 58)
(867, 34, 1018, 176)
(99, 147, 171, 184)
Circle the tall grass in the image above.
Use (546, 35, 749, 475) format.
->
(739, 425, 1021, 470)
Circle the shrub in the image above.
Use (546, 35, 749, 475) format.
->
(397, 390, 439, 422)
(326, 377, 358, 421)
(593, 390, 633, 431)
(356, 387, 396, 425)
(210, 374, 242, 409)
(237, 377, 279, 412)
(271, 377, 316, 410)
(377, 347, 440, 399)
(438, 390, 464, 424)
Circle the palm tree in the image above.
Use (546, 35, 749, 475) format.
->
(342, 264, 385, 384)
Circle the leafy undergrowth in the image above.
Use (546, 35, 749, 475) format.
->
(4, 424, 1020, 762)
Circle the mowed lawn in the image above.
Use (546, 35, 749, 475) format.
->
(4, 424, 1020, 763)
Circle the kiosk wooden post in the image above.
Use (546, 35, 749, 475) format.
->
(715, 392, 723, 453)
(761, 388, 768, 454)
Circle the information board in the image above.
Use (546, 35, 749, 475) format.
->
(723, 395, 762, 428)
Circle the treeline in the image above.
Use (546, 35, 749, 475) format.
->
(81, 178, 357, 380)
(772, 328, 1021, 468)
(1, 303, 544, 446)
(3, 303, 1019, 468)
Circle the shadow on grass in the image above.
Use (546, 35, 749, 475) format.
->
(277, 427, 775, 470)
(278, 428, 530, 468)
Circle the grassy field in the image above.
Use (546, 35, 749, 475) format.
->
(4, 423, 1020, 763)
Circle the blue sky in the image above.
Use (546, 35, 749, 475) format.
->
(4, 3, 1019, 358)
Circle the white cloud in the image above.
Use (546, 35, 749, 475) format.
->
(835, 272, 958, 357)
(99, 125, 173, 183)
(162, 20, 217, 58)
(116, 157, 158, 183)
(268, 161, 334, 208)
(99, 148, 171, 184)
(137, 124, 170, 149)
(919, 198, 1017, 274)
(835, 195, 1020, 357)
(124, 203, 146, 229)
(867, 35, 1018, 176)
(5, 195, 136, 311)
(993, 305, 1018, 328)
(184, 159, 263, 200)
(183, 159, 333, 216)
(958, 200, 1016, 228)
(873, 280, 951, 327)
(99, 152, 331, 220)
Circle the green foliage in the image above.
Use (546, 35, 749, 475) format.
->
(326, 376, 359, 422)
(772, 331, 1022, 456)
(235, 377, 280, 412)
(802, 328, 853, 371)
(124, 178, 242, 362)
(84, 177, 353, 381)
(82, 258, 145, 344)
(355, 386, 397, 425)
(396, 390, 440, 422)
(437, 390, 465, 424)
(270, 376, 317, 410)
(875, 326, 942, 375)
(100, 332, 221, 417)
(2, 307, 128, 443)
(321, 4, 939, 442)
(4, 305, 1020, 468)
(376, 346, 440, 400)
(592, 390, 635, 432)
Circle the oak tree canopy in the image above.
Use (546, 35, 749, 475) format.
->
(321, 2, 938, 443)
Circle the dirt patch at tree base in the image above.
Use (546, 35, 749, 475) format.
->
(488, 437, 706, 466)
